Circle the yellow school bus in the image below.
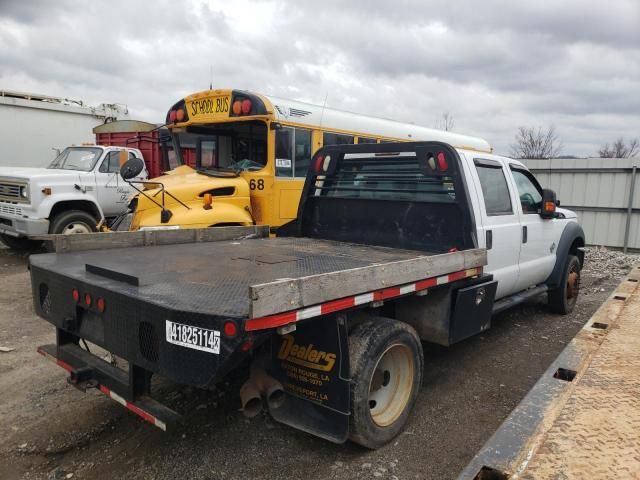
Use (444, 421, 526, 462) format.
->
(130, 89, 492, 230)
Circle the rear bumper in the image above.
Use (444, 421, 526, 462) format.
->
(37, 343, 179, 430)
(30, 264, 252, 389)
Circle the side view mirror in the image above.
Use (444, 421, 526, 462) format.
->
(120, 157, 145, 181)
(540, 189, 558, 219)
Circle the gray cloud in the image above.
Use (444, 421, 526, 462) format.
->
(1, 0, 638, 156)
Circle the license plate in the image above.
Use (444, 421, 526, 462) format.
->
(187, 95, 231, 120)
(165, 320, 220, 354)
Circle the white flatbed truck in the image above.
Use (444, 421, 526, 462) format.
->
(30, 141, 585, 448)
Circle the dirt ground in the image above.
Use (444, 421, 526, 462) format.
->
(0, 246, 634, 480)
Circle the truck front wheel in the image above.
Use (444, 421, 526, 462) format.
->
(548, 254, 581, 314)
(0, 234, 43, 252)
(348, 317, 423, 449)
(49, 210, 98, 235)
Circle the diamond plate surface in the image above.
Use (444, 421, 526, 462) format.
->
(30, 237, 434, 319)
(519, 272, 640, 479)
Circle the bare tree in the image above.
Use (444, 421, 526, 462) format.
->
(510, 125, 562, 159)
(598, 137, 639, 158)
(435, 112, 455, 131)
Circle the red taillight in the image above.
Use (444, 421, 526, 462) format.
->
(168, 110, 177, 123)
(313, 155, 324, 173)
(232, 101, 242, 115)
(175, 108, 185, 122)
(224, 321, 238, 337)
(241, 99, 252, 114)
(72, 289, 80, 302)
(436, 152, 448, 171)
(240, 340, 253, 352)
(84, 293, 92, 307)
(96, 297, 105, 313)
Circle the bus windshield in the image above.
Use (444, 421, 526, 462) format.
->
(171, 121, 267, 174)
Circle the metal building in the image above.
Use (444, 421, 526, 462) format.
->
(0, 90, 130, 168)
(522, 157, 640, 251)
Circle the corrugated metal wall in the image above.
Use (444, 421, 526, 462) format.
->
(521, 157, 640, 251)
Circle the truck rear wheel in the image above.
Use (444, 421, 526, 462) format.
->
(49, 210, 97, 235)
(348, 317, 423, 449)
(548, 254, 581, 314)
(0, 234, 43, 252)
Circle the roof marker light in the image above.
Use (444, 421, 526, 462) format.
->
(232, 101, 242, 115)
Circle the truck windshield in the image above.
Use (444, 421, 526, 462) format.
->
(48, 147, 102, 172)
(171, 121, 267, 173)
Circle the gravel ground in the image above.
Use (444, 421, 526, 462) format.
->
(0, 246, 636, 480)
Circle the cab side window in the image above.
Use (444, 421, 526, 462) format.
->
(510, 168, 543, 214)
(475, 161, 513, 216)
(99, 151, 125, 173)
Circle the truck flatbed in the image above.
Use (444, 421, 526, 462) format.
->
(30, 236, 483, 322)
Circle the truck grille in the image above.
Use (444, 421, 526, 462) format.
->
(0, 182, 26, 203)
(0, 203, 23, 216)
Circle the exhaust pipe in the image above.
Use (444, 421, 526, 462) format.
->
(239, 378, 263, 418)
(239, 364, 286, 417)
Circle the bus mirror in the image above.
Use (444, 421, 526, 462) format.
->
(540, 189, 557, 219)
(120, 157, 145, 181)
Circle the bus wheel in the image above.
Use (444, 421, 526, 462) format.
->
(348, 317, 423, 449)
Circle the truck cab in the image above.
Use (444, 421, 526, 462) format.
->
(0, 145, 148, 250)
(458, 151, 583, 305)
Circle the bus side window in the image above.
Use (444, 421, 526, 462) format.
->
(323, 132, 354, 146)
(358, 136, 377, 144)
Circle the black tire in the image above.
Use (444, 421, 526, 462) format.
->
(0, 234, 43, 252)
(548, 254, 581, 314)
(348, 317, 423, 449)
(49, 210, 97, 235)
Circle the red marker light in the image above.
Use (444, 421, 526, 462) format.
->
(240, 340, 253, 352)
(224, 321, 238, 337)
(232, 101, 242, 115)
(436, 152, 448, 171)
(168, 110, 177, 123)
(84, 293, 92, 307)
(72, 289, 80, 302)
(241, 99, 252, 114)
(175, 108, 185, 122)
(313, 155, 324, 173)
(96, 297, 106, 313)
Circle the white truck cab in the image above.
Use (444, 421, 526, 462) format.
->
(456, 148, 584, 313)
(0, 145, 148, 250)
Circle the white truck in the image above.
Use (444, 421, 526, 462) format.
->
(32, 141, 585, 448)
(0, 145, 148, 250)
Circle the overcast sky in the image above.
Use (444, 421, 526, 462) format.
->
(1, 0, 638, 156)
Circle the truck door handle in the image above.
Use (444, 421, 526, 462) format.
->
(486, 230, 492, 250)
(522, 226, 528, 243)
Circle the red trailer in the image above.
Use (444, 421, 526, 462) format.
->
(93, 120, 195, 178)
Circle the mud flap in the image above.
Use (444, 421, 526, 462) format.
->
(268, 315, 351, 443)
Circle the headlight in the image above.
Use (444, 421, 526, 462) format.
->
(20, 185, 29, 199)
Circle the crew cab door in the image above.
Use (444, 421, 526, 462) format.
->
(95, 150, 144, 217)
(507, 165, 557, 291)
(469, 157, 522, 299)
